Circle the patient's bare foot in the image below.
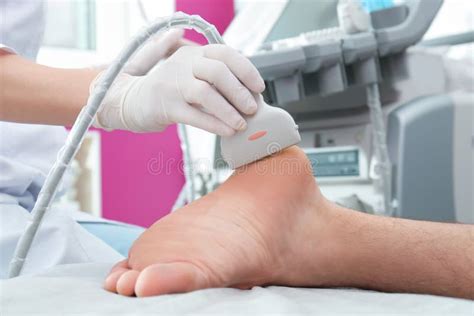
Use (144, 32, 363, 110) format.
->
(104, 146, 337, 297)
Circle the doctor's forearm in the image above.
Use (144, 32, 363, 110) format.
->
(0, 52, 99, 126)
(321, 204, 474, 299)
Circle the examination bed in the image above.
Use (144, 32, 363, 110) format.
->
(2, 262, 472, 315)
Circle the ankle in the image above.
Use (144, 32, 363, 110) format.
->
(310, 203, 373, 287)
(278, 197, 343, 286)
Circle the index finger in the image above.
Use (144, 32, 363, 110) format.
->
(204, 44, 265, 93)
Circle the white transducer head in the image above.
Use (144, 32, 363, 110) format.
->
(220, 95, 301, 169)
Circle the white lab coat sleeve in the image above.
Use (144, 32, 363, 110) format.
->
(0, 43, 17, 54)
(0, 201, 123, 279)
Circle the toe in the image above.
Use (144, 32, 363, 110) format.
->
(110, 260, 129, 273)
(104, 268, 129, 293)
(116, 270, 141, 296)
(135, 262, 209, 297)
(233, 283, 253, 290)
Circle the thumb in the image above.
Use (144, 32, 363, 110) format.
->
(160, 28, 186, 57)
(134, 262, 210, 297)
(125, 29, 185, 76)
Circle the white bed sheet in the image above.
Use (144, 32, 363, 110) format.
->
(1, 263, 472, 315)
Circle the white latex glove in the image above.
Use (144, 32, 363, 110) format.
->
(93, 44, 265, 136)
(124, 29, 188, 76)
(92, 29, 190, 76)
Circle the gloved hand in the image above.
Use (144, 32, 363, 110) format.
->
(93, 44, 265, 136)
(92, 29, 189, 76)
(123, 29, 190, 76)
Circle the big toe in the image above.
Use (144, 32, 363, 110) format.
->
(135, 262, 210, 297)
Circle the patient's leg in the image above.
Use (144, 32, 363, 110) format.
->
(104, 146, 332, 296)
(104, 146, 474, 299)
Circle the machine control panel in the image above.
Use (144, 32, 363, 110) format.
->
(304, 146, 368, 182)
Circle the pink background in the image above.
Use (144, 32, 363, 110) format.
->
(175, 0, 235, 45)
(100, 0, 234, 227)
(100, 126, 185, 228)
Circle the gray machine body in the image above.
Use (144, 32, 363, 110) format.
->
(388, 94, 473, 223)
(248, 0, 443, 119)
(215, 0, 473, 223)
